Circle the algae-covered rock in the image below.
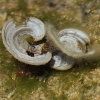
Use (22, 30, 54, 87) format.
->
(1, 0, 100, 100)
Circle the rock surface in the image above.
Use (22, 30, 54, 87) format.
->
(1, 0, 100, 100)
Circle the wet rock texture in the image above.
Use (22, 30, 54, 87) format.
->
(1, 0, 100, 100)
